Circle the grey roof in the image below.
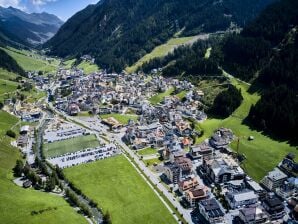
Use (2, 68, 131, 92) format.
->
(200, 198, 224, 218)
(232, 190, 258, 202)
(267, 168, 287, 181)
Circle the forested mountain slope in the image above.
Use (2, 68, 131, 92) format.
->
(45, 0, 276, 72)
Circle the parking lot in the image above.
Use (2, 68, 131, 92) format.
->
(48, 144, 120, 168)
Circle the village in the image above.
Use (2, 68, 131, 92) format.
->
(3, 62, 298, 224)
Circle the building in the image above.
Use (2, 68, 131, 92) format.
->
(238, 206, 268, 224)
(245, 179, 267, 200)
(261, 168, 287, 191)
(17, 135, 28, 148)
(20, 125, 30, 135)
(67, 103, 80, 116)
(174, 157, 193, 177)
(199, 198, 226, 224)
(262, 194, 285, 220)
(276, 177, 298, 199)
(163, 164, 181, 184)
(202, 156, 245, 184)
(178, 176, 199, 193)
(189, 142, 213, 160)
(225, 190, 258, 209)
(209, 128, 234, 149)
(279, 153, 298, 175)
(185, 186, 208, 207)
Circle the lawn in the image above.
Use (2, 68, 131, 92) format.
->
(64, 155, 176, 224)
(0, 78, 18, 95)
(2, 47, 58, 73)
(23, 89, 46, 104)
(175, 90, 188, 100)
(204, 47, 212, 59)
(0, 68, 18, 81)
(62, 59, 76, 69)
(126, 36, 197, 73)
(149, 87, 174, 105)
(44, 134, 100, 158)
(195, 74, 297, 181)
(0, 111, 87, 224)
(100, 113, 138, 125)
(138, 147, 157, 156)
(77, 61, 99, 74)
(143, 157, 162, 166)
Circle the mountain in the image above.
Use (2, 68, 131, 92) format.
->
(45, 0, 276, 72)
(220, 0, 298, 82)
(0, 6, 63, 47)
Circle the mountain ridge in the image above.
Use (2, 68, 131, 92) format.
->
(0, 6, 63, 47)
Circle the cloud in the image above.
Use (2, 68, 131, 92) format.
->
(31, 0, 57, 6)
(0, 0, 20, 8)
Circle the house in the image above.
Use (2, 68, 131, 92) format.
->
(238, 205, 268, 224)
(132, 138, 149, 150)
(20, 125, 30, 135)
(202, 156, 245, 184)
(163, 164, 181, 184)
(261, 168, 287, 191)
(17, 135, 28, 148)
(101, 117, 123, 130)
(279, 153, 298, 175)
(262, 194, 285, 220)
(68, 103, 80, 116)
(245, 179, 267, 200)
(198, 198, 226, 224)
(185, 186, 208, 207)
(225, 190, 258, 209)
(178, 176, 199, 193)
(175, 120, 192, 136)
(190, 142, 214, 160)
(174, 157, 193, 177)
(276, 177, 298, 199)
(226, 180, 246, 192)
(209, 128, 234, 149)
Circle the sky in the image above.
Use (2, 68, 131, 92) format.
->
(0, 0, 98, 21)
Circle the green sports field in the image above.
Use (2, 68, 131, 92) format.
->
(0, 111, 87, 224)
(64, 155, 176, 224)
(44, 134, 100, 158)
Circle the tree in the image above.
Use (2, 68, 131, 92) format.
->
(45, 175, 56, 192)
(0, 102, 3, 110)
(13, 159, 24, 177)
(6, 130, 16, 138)
(103, 211, 112, 224)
